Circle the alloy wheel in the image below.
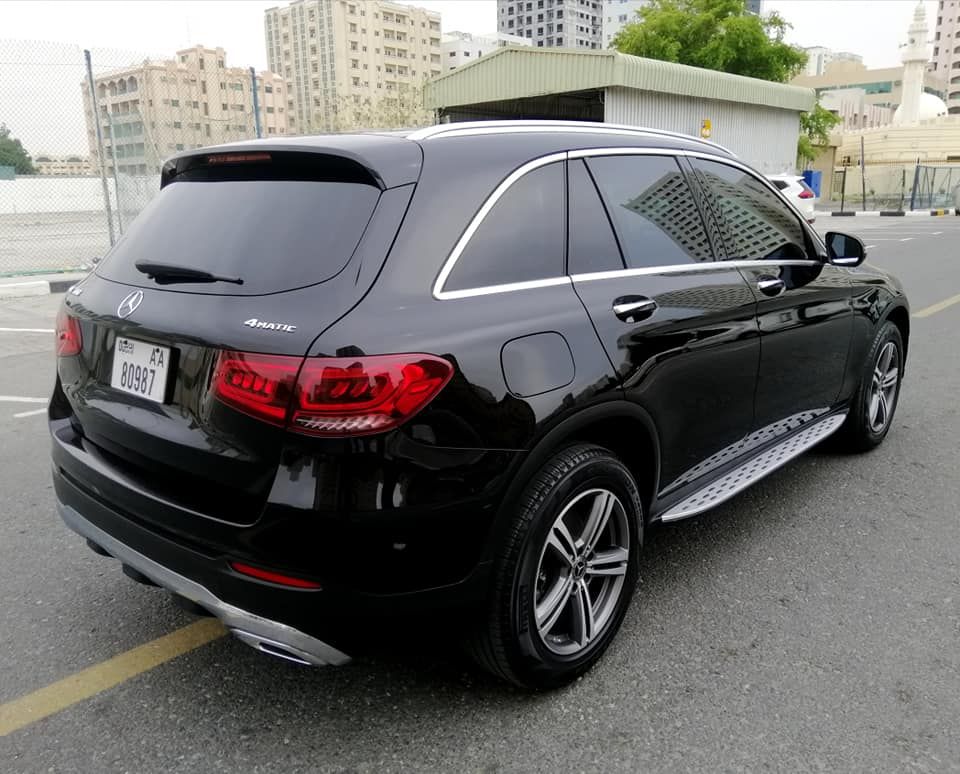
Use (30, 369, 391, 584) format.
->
(533, 488, 630, 656)
(868, 341, 899, 433)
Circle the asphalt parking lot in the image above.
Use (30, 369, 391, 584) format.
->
(2, 216, 960, 772)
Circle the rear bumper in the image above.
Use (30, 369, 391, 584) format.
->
(57, 498, 350, 666)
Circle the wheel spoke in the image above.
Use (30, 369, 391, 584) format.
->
(876, 390, 889, 428)
(536, 573, 574, 635)
(547, 519, 578, 568)
(868, 391, 881, 427)
(579, 491, 615, 554)
(570, 579, 596, 647)
(881, 368, 899, 390)
(879, 343, 895, 376)
(586, 547, 629, 577)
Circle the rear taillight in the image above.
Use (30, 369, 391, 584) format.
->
(55, 308, 82, 357)
(212, 352, 453, 437)
(212, 351, 300, 425)
(798, 189, 814, 199)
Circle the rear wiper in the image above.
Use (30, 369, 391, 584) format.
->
(134, 261, 243, 285)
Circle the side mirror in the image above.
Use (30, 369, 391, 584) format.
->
(825, 232, 866, 267)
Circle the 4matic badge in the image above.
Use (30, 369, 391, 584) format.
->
(243, 318, 297, 333)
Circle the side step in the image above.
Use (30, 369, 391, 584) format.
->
(660, 413, 846, 523)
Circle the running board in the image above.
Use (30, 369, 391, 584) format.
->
(660, 413, 847, 523)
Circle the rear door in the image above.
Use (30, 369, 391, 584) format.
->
(58, 150, 413, 530)
(687, 157, 852, 445)
(567, 152, 760, 495)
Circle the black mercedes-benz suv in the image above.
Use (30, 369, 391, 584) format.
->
(51, 121, 909, 688)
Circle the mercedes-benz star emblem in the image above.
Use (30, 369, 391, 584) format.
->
(117, 290, 144, 319)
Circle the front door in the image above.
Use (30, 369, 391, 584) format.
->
(687, 157, 852, 446)
(567, 152, 761, 494)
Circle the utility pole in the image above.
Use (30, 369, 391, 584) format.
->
(860, 135, 866, 211)
(84, 49, 116, 247)
(250, 67, 262, 139)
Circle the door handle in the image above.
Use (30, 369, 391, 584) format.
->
(756, 277, 786, 297)
(612, 296, 657, 322)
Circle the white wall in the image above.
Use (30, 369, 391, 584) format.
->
(604, 87, 802, 174)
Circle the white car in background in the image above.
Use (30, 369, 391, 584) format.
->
(767, 174, 817, 223)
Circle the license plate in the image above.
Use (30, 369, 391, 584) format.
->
(110, 338, 171, 403)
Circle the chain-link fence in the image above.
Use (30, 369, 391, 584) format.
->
(0, 39, 270, 276)
(828, 163, 960, 213)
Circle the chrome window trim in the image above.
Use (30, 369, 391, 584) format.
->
(432, 151, 567, 301)
(439, 277, 571, 300)
(433, 147, 824, 301)
(571, 260, 821, 284)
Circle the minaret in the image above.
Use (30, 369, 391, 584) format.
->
(894, 2, 929, 126)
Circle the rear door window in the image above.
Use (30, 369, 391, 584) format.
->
(585, 155, 715, 269)
(690, 159, 813, 261)
(567, 159, 625, 276)
(98, 168, 381, 295)
(443, 162, 564, 292)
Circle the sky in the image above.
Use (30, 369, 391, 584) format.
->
(0, 0, 939, 154)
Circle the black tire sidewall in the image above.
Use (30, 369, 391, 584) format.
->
(855, 322, 904, 446)
(507, 454, 641, 685)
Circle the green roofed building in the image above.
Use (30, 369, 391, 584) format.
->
(423, 46, 816, 174)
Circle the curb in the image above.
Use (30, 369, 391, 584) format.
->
(817, 209, 957, 217)
(0, 276, 83, 300)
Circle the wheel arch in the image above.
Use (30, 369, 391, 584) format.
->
(484, 401, 661, 563)
(882, 302, 910, 366)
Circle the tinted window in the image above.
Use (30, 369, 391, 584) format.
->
(98, 180, 380, 295)
(445, 163, 564, 291)
(691, 159, 811, 261)
(567, 159, 624, 275)
(771, 179, 789, 190)
(586, 155, 713, 269)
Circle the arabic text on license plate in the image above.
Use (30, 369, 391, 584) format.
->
(110, 338, 170, 403)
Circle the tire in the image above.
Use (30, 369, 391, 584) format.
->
(468, 444, 642, 689)
(836, 321, 904, 452)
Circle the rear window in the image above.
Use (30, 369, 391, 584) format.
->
(98, 177, 380, 295)
(770, 179, 789, 190)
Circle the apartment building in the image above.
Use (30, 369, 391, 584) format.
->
(442, 31, 530, 71)
(602, 1, 647, 48)
(264, 1, 442, 133)
(497, 0, 603, 49)
(801, 46, 863, 77)
(81, 46, 287, 176)
(932, 0, 960, 113)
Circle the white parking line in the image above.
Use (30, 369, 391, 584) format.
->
(0, 396, 47, 404)
(900, 238, 913, 242)
(12, 408, 46, 419)
(0, 327, 54, 334)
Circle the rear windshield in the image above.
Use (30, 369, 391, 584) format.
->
(771, 179, 789, 190)
(97, 178, 380, 295)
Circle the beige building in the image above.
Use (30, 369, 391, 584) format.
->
(792, 60, 947, 113)
(264, 0, 442, 133)
(819, 88, 894, 131)
(933, 0, 960, 113)
(81, 46, 288, 176)
(33, 154, 93, 176)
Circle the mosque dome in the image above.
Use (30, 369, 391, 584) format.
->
(893, 92, 948, 125)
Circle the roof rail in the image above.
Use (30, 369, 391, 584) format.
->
(407, 120, 733, 154)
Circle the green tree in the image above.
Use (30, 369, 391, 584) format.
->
(612, 0, 807, 83)
(0, 123, 37, 174)
(797, 102, 841, 167)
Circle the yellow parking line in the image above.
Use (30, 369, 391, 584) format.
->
(0, 618, 226, 737)
(913, 293, 960, 319)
